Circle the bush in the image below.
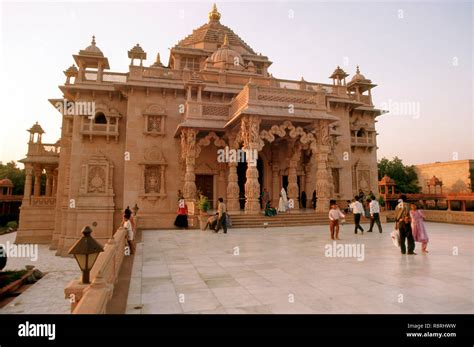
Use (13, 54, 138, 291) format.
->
(6, 221, 18, 230)
(0, 214, 19, 227)
(197, 195, 210, 212)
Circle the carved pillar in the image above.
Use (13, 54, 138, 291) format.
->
(181, 128, 197, 214)
(52, 168, 58, 196)
(23, 164, 33, 204)
(226, 162, 240, 212)
(272, 164, 280, 208)
(304, 162, 313, 199)
(45, 167, 54, 197)
(33, 166, 42, 197)
(287, 141, 301, 211)
(241, 115, 261, 214)
(315, 120, 332, 213)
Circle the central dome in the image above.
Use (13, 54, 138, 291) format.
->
(208, 34, 243, 70)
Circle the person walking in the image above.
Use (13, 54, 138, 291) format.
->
(367, 197, 382, 233)
(395, 196, 410, 229)
(398, 215, 416, 255)
(350, 197, 365, 234)
(215, 197, 227, 234)
(174, 198, 188, 229)
(328, 201, 345, 240)
(123, 210, 136, 254)
(410, 203, 429, 253)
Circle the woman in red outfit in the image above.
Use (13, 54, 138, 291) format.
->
(174, 198, 188, 229)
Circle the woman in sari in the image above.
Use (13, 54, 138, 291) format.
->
(410, 203, 429, 253)
(278, 188, 288, 213)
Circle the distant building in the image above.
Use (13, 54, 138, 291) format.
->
(415, 160, 474, 194)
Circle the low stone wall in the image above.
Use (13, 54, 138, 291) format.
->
(64, 227, 128, 314)
(384, 210, 474, 225)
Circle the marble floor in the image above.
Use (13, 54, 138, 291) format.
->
(127, 222, 473, 314)
(0, 231, 79, 314)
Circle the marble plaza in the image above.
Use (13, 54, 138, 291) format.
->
(126, 222, 474, 314)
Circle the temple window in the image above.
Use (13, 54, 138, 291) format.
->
(356, 128, 366, 137)
(180, 56, 200, 71)
(143, 105, 166, 136)
(94, 112, 107, 124)
(80, 108, 121, 143)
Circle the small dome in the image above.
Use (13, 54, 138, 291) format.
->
(81, 36, 104, 57)
(351, 65, 368, 82)
(208, 34, 243, 70)
(0, 178, 13, 187)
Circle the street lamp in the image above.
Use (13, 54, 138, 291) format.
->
(68, 226, 104, 284)
(132, 203, 139, 216)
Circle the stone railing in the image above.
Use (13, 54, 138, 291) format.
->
(351, 136, 375, 145)
(27, 142, 61, 156)
(30, 197, 56, 207)
(384, 209, 474, 225)
(64, 227, 128, 314)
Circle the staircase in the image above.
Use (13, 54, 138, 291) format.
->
(229, 212, 355, 229)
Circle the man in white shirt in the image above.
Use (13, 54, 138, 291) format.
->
(367, 197, 382, 233)
(350, 197, 364, 234)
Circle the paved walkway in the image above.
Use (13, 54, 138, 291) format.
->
(0, 232, 79, 314)
(127, 222, 473, 314)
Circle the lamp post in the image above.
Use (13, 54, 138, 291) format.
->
(132, 203, 139, 216)
(68, 226, 104, 284)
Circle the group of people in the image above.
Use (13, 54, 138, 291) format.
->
(174, 192, 229, 234)
(329, 194, 429, 255)
(395, 196, 429, 255)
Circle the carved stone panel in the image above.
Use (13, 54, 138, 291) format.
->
(145, 165, 161, 194)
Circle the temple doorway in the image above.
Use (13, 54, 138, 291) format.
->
(237, 157, 264, 210)
(196, 174, 214, 207)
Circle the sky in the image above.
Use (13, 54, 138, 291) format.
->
(0, 0, 472, 166)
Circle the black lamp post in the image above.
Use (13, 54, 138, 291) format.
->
(68, 226, 104, 284)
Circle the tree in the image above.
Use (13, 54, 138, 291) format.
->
(378, 157, 421, 194)
(0, 161, 25, 195)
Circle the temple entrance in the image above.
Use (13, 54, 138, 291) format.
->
(282, 175, 302, 207)
(237, 157, 264, 210)
(196, 174, 214, 207)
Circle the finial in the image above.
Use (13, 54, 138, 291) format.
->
(91, 35, 96, 45)
(222, 34, 229, 47)
(209, 3, 221, 22)
(356, 65, 360, 74)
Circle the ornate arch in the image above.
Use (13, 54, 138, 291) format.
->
(258, 120, 317, 151)
(196, 131, 227, 157)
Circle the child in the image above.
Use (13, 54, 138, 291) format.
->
(123, 211, 136, 254)
(410, 203, 429, 253)
(328, 201, 345, 240)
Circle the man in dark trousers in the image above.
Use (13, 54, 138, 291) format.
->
(214, 197, 227, 234)
(398, 215, 416, 255)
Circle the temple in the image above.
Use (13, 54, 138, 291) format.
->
(16, 4, 384, 255)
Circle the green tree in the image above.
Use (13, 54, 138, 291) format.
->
(378, 157, 421, 194)
(0, 161, 25, 195)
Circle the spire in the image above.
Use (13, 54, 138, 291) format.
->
(222, 33, 229, 47)
(208, 3, 221, 22)
(91, 35, 96, 46)
(356, 65, 360, 74)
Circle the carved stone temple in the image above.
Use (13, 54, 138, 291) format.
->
(16, 4, 384, 255)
